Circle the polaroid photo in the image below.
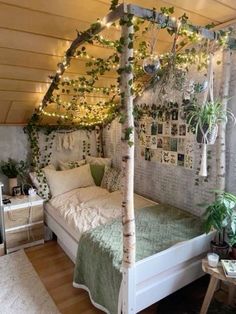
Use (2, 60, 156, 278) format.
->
(162, 150, 171, 165)
(145, 148, 152, 161)
(184, 154, 194, 169)
(177, 138, 185, 153)
(163, 121, 171, 136)
(158, 123, 163, 135)
(171, 123, 178, 137)
(139, 132, 146, 147)
(151, 121, 158, 135)
(169, 152, 177, 166)
(152, 150, 162, 163)
(170, 138, 178, 152)
(157, 137, 163, 149)
(163, 137, 171, 151)
(150, 135, 157, 149)
(171, 109, 179, 121)
(177, 153, 185, 166)
(146, 135, 151, 148)
(179, 124, 187, 136)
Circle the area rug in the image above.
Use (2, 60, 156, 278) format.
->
(0, 250, 60, 314)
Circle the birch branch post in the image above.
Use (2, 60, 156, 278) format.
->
(216, 49, 231, 191)
(119, 15, 136, 314)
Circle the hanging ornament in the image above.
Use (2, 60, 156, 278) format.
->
(143, 21, 160, 75)
(198, 53, 216, 177)
(143, 55, 161, 75)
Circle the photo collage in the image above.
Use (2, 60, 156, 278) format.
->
(139, 106, 194, 169)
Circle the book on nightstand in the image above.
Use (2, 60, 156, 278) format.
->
(221, 259, 236, 278)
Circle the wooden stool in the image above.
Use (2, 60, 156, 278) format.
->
(200, 258, 236, 314)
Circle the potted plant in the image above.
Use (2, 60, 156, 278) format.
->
(184, 100, 235, 144)
(228, 232, 236, 259)
(0, 158, 27, 195)
(203, 191, 236, 259)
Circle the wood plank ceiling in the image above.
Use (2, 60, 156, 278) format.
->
(0, 0, 236, 124)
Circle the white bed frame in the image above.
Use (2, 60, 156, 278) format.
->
(45, 207, 214, 313)
(40, 3, 221, 313)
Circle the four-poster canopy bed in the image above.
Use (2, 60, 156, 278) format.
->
(26, 2, 236, 314)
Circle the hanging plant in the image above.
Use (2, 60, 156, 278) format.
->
(184, 100, 235, 144)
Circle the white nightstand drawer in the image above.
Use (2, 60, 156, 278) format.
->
(4, 205, 43, 230)
(5, 223, 44, 250)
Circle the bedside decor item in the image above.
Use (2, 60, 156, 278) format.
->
(0, 158, 28, 195)
(12, 185, 22, 197)
(1, 194, 44, 253)
(207, 253, 219, 267)
(203, 191, 236, 259)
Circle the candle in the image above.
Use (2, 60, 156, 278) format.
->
(207, 253, 219, 267)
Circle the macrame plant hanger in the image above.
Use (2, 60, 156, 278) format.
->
(199, 52, 215, 177)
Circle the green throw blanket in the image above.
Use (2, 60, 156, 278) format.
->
(73, 204, 204, 314)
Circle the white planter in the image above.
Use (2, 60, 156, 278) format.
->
(0, 243, 4, 256)
(8, 177, 17, 195)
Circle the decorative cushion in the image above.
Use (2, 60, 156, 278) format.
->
(58, 159, 86, 170)
(90, 164, 105, 186)
(43, 164, 95, 198)
(101, 167, 122, 192)
(86, 156, 112, 167)
(29, 164, 55, 201)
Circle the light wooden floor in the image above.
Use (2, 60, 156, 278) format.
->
(25, 240, 156, 314)
(25, 240, 102, 314)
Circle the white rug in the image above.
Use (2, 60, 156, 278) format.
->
(0, 250, 60, 314)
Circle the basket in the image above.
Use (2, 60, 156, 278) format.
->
(196, 124, 218, 145)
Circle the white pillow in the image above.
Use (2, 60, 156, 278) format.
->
(58, 159, 86, 170)
(86, 156, 112, 167)
(29, 164, 55, 200)
(43, 164, 95, 198)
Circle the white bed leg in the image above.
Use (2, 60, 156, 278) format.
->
(121, 266, 136, 314)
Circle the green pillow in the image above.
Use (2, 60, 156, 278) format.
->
(90, 164, 105, 186)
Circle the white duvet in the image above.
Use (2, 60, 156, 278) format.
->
(48, 186, 155, 236)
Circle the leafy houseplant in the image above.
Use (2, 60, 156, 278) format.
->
(0, 158, 27, 178)
(184, 100, 235, 144)
(0, 158, 28, 195)
(203, 191, 236, 258)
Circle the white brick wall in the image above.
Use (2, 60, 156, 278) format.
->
(104, 51, 236, 216)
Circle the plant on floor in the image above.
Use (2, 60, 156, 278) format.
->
(184, 100, 235, 144)
(0, 158, 27, 179)
(203, 190, 236, 258)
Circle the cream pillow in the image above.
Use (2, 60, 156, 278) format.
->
(86, 156, 112, 167)
(43, 164, 95, 198)
(58, 159, 86, 170)
(29, 164, 55, 200)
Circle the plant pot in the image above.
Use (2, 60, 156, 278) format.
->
(0, 243, 4, 256)
(210, 240, 229, 259)
(8, 177, 17, 195)
(231, 245, 236, 259)
(196, 124, 218, 145)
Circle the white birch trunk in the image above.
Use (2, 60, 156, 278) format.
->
(216, 49, 231, 191)
(119, 18, 136, 314)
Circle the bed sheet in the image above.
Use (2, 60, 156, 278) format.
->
(46, 186, 156, 239)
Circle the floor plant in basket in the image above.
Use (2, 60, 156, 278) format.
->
(203, 190, 236, 259)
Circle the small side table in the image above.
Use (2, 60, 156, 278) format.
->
(200, 258, 236, 314)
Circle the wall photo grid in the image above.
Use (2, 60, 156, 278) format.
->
(139, 104, 194, 170)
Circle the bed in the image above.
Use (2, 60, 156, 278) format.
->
(44, 185, 156, 262)
(44, 185, 214, 313)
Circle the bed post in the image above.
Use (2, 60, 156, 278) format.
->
(119, 11, 136, 314)
(216, 49, 231, 191)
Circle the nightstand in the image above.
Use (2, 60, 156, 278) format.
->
(1, 195, 44, 253)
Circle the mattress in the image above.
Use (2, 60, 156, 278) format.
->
(45, 186, 156, 242)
